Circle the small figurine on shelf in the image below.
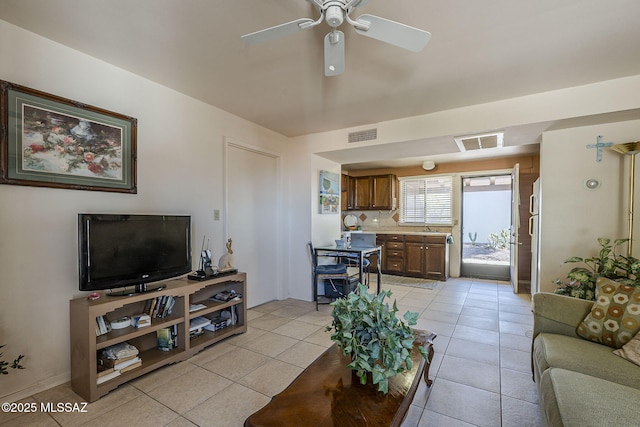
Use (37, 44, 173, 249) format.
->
(218, 238, 234, 272)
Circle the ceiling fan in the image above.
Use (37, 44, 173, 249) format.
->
(241, 0, 431, 76)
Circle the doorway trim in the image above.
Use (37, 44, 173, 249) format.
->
(459, 168, 515, 282)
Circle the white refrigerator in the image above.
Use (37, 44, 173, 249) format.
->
(529, 178, 541, 295)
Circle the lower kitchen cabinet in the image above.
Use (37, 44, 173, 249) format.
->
(379, 234, 449, 281)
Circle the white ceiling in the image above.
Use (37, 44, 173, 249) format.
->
(1, 0, 639, 169)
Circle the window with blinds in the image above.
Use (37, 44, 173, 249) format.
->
(399, 175, 453, 225)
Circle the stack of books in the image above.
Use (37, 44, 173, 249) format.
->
(97, 342, 142, 384)
(143, 295, 176, 318)
(189, 316, 211, 339)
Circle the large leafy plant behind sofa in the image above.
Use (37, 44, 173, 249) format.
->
(554, 238, 640, 300)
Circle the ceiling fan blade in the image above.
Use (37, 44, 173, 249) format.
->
(353, 14, 431, 52)
(241, 18, 315, 45)
(324, 30, 345, 76)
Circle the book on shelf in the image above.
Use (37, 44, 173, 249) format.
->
(96, 315, 110, 335)
(189, 303, 207, 312)
(144, 295, 176, 319)
(119, 360, 142, 373)
(163, 296, 176, 317)
(157, 327, 173, 351)
(98, 353, 138, 369)
(151, 296, 162, 317)
(189, 316, 211, 332)
(171, 324, 178, 347)
(97, 365, 114, 377)
(113, 356, 141, 371)
(96, 369, 121, 385)
(142, 298, 152, 314)
(147, 298, 157, 317)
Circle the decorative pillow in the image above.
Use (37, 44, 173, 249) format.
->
(576, 277, 640, 348)
(614, 330, 640, 366)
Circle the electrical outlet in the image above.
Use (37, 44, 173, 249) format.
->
(214, 210, 220, 221)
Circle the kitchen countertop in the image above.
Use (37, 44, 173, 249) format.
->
(356, 230, 451, 237)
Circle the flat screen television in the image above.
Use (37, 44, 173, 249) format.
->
(78, 214, 192, 296)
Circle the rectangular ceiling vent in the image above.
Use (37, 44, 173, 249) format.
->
(454, 131, 504, 152)
(348, 128, 378, 143)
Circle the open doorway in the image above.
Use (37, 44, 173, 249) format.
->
(460, 174, 512, 281)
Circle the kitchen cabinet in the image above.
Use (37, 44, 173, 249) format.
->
(378, 234, 404, 273)
(371, 175, 395, 209)
(353, 176, 371, 209)
(341, 174, 354, 211)
(423, 237, 448, 280)
(405, 238, 424, 276)
(349, 174, 397, 210)
(378, 234, 449, 280)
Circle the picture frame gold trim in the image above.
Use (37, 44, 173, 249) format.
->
(0, 80, 137, 193)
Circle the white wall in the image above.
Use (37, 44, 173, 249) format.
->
(538, 120, 640, 292)
(0, 20, 292, 400)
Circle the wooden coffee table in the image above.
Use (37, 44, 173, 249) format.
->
(244, 330, 436, 427)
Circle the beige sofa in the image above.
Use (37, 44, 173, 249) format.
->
(531, 292, 640, 427)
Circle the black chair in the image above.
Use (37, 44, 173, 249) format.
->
(343, 254, 371, 287)
(308, 242, 353, 310)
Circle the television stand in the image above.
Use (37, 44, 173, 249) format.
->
(70, 272, 247, 402)
(107, 283, 165, 297)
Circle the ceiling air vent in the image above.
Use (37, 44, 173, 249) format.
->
(348, 128, 378, 143)
(454, 131, 504, 152)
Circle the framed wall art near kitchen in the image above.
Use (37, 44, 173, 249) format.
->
(319, 170, 340, 214)
(0, 80, 137, 193)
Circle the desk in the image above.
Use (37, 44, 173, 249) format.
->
(314, 245, 382, 295)
(244, 329, 436, 427)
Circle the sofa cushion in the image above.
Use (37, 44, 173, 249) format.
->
(533, 333, 640, 390)
(576, 277, 640, 348)
(539, 368, 640, 427)
(614, 330, 640, 367)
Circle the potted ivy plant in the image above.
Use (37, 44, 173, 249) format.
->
(325, 283, 428, 394)
(0, 345, 25, 376)
(554, 237, 640, 300)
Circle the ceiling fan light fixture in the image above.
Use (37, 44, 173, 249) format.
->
(325, 5, 344, 27)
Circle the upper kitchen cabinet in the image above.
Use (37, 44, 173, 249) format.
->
(341, 174, 354, 211)
(350, 174, 397, 210)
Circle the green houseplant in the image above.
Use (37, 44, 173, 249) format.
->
(554, 238, 640, 300)
(325, 283, 428, 394)
(0, 345, 25, 376)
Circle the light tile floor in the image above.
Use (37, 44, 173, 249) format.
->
(1, 277, 543, 427)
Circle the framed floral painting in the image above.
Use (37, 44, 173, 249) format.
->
(0, 80, 137, 193)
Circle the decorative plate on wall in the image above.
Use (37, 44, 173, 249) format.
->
(343, 214, 357, 229)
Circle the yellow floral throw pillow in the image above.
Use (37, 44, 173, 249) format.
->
(576, 277, 640, 348)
